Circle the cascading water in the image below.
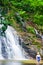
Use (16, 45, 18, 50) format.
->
(0, 25, 26, 60)
(35, 29, 43, 39)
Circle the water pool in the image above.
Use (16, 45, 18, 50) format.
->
(0, 60, 42, 65)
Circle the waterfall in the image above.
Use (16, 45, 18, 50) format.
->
(0, 25, 26, 60)
(34, 29, 39, 35)
(34, 29, 42, 39)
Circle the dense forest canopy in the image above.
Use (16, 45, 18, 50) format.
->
(0, 0, 43, 29)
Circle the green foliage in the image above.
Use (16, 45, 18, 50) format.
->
(0, 0, 9, 5)
(2, 25, 7, 32)
(10, 0, 43, 26)
(33, 14, 43, 26)
(26, 26, 35, 34)
(0, 0, 43, 27)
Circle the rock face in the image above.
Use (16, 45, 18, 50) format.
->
(19, 39, 37, 59)
(40, 48, 43, 55)
(15, 13, 26, 32)
(18, 29, 42, 59)
(40, 48, 43, 60)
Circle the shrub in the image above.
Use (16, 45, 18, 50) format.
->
(26, 26, 35, 34)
